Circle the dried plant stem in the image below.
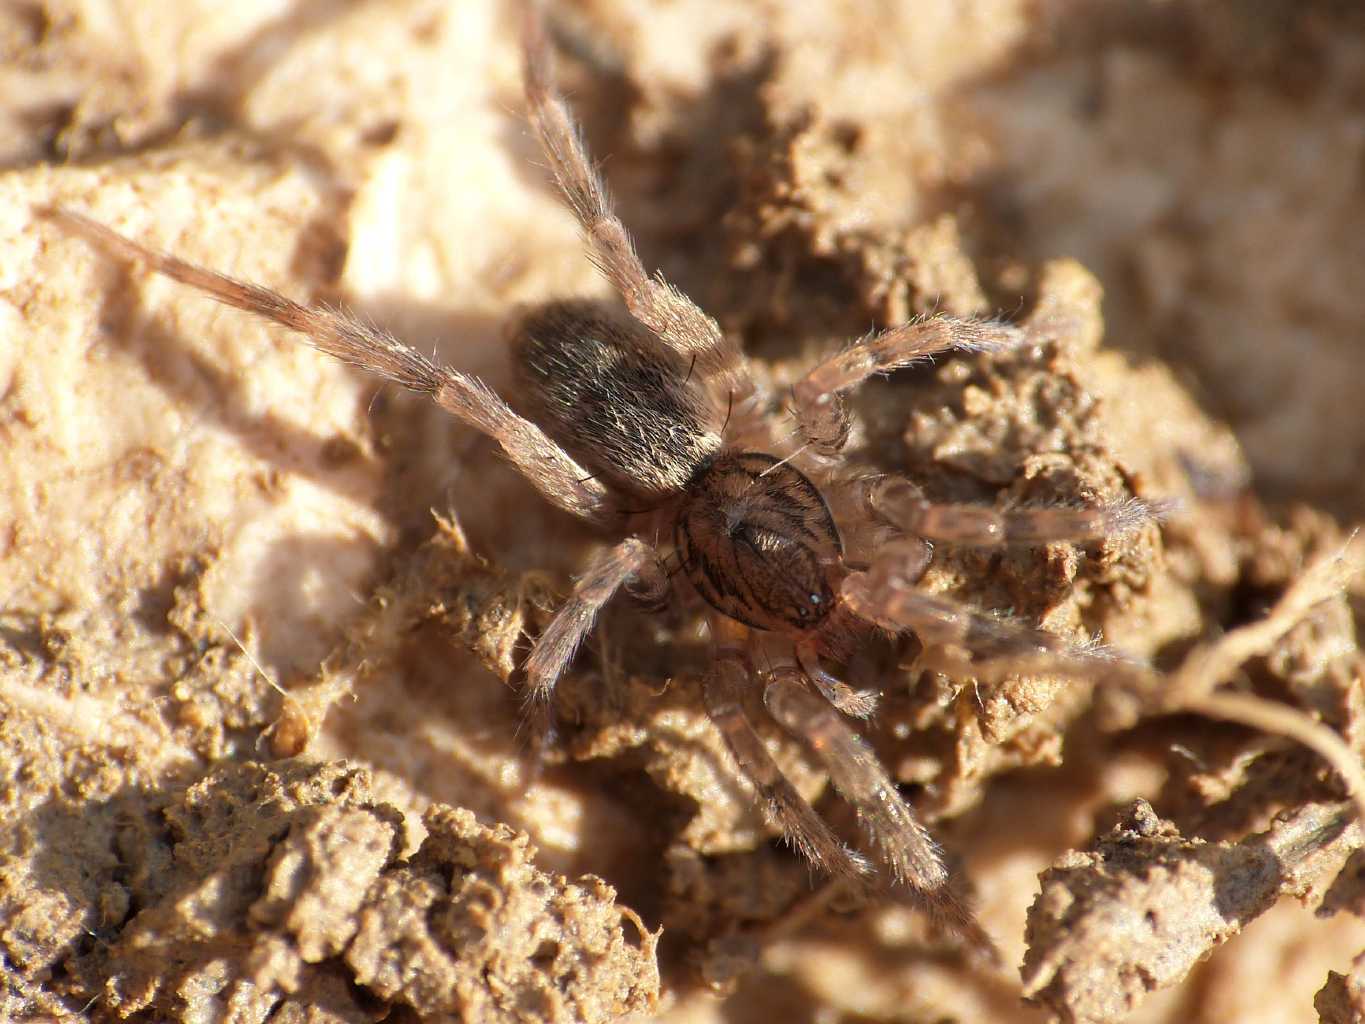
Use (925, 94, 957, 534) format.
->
(1163, 537, 1363, 706)
(1161, 536, 1365, 823)
(1186, 691, 1365, 825)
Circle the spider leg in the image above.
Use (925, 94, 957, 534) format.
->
(523, 537, 661, 709)
(763, 670, 996, 956)
(793, 316, 1026, 456)
(702, 651, 870, 884)
(47, 209, 612, 525)
(842, 565, 1143, 685)
(521, 15, 746, 390)
(518, 532, 657, 709)
(865, 478, 1167, 547)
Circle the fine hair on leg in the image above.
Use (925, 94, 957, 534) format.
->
(795, 637, 878, 719)
(46, 208, 612, 524)
(842, 566, 1142, 686)
(763, 670, 997, 957)
(864, 478, 1169, 547)
(792, 315, 1028, 456)
(702, 653, 869, 883)
(523, 537, 657, 708)
(521, 13, 748, 393)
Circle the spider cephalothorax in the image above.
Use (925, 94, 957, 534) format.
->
(47, 14, 1164, 954)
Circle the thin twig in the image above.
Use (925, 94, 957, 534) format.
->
(1159, 534, 1365, 822)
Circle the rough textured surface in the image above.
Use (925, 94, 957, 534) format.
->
(1022, 799, 1361, 1024)
(4, 1, 1365, 1023)
(1, 760, 657, 1023)
(1318, 951, 1365, 1024)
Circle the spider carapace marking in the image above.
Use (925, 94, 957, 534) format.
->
(674, 453, 842, 635)
(45, 11, 1167, 961)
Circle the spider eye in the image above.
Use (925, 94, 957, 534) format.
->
(810, 593, 822, 604)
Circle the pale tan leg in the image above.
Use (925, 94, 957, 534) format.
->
(792, 317, 1027, 456)
(795, 637, 878, 719)
(523, 538, 660, 708)
(866, 478, 1165, 547)
(763, 670, 997, 957)
(703, 654, 869, 884)
(521, 15, 747, 392)
(48, 209, 613, 524)
(842, 565, 1142, 685)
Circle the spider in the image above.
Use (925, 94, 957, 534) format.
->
(47, 15, 1161, 953)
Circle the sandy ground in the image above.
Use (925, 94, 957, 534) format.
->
(3, 1, 1365, 1022)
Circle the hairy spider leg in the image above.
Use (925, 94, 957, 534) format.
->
(522, 12, 750, 397)
(764, 670, 998, 959)
(792, 316, 1029, 456)
(865, 477, 1169, 547)
(47, 209, 613, 524)
(702, 623, 870, 883)
(523, 537, 662, 708)
(842, 564, 1145, 686)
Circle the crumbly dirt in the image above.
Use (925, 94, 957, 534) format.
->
(1317, 950, 1365, 1024)
(3, 2, 1365, 1023)
(0, 758, 657, 1022)
(1022, 798, 1361, 1024)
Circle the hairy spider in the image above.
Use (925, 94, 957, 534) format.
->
(48, 16, 1162, 952)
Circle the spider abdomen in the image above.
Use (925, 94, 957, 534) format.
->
(513, 300, 723, 500)
(675, 452, 843, 633)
